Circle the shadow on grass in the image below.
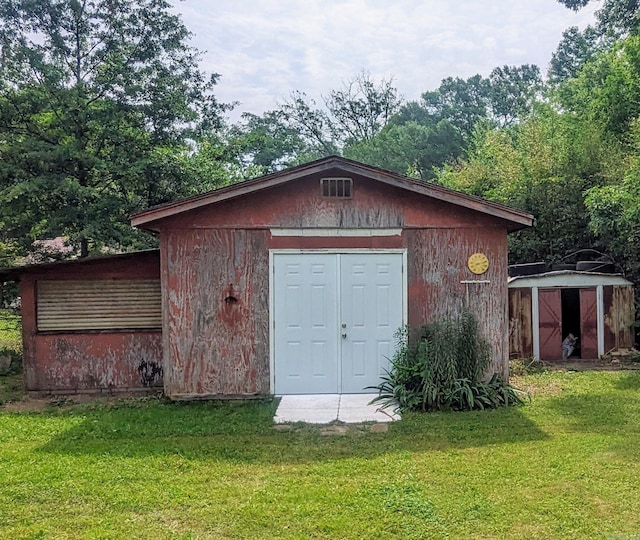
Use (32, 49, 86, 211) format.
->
(614, 370, 640, 391)
(544, 371, 640, 435)
(2, 397, 549, 464)
(542, 371, 640, 461)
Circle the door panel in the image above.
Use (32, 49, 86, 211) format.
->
(340, 254, 403, 393)
(580, 288, 598, 359)
(273, 253, 403, 394)
(274, 254, 339, 394)
(539, 288, 562, 361)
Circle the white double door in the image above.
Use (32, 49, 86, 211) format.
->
(273, 252, 404, 394)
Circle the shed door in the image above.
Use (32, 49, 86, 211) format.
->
(539, 288, 562, 361)
(340, 254, 403, 393)
(273, 253, 403, 394)
(580, 288, 598, 359)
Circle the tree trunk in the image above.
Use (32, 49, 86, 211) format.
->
(80, 237, 89, 258)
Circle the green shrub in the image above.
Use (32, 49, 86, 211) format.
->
(371, 311, 528, 412)
(0, 310, 21, 352)
(0, 309, 22, 377)
(0, 348, 22, 376)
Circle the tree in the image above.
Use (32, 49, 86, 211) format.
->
(324, 71, 402, 146)
(557, 0, 640, 38)
(227, 110, 319, 175)
(279, 72, 402, 155)
(488, 65, 542, 127)
(419, 74, 490, 141)
(548, 26, 607, 84)
(558, 35, 640, 141)
(0, 0, 226, 257)
(354, 67, 541, 180)
(345, 120, 463, 180)
(280, 91, 339, 156)
(436, 108, 613, 265)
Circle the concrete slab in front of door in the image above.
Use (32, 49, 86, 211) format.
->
(273, 394, 400, 424)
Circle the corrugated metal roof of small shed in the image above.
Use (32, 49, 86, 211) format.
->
(130, 156, 534, 232)
(508, 270, 633, 288)
(0, 249, 160, 281)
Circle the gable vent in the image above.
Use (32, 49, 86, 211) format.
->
(321, 177, 352, 198)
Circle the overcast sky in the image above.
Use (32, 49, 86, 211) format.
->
(169, 0, 596, 121)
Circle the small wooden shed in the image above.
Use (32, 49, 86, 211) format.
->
(508, 270, 635, 361)
(1, 250, 162, 394)
(131, 156, 532, 398)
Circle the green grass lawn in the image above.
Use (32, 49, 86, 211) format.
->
(1, 370, 639, 539)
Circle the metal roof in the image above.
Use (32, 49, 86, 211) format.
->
(0, 249, 159, 281)
(131, 156, 534, 232)
(508, 270, 633, 288)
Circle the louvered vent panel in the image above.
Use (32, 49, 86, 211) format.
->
(320, 177, 352, 198)
(37, 279, 162, 331)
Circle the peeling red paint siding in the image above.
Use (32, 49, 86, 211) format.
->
(19, 251, 162, 394)
(161, 173, 508, 232)
(27, 333, 162, 392)
(406, 228, 509, 378)
(156, 176, 513, 397)
(163, 229, 269, 398)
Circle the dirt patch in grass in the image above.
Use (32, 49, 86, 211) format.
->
(546, 358, 640, 371)
(0, 389, 162, 412)
(511, 376, 565, 398)
(2, 398, 50, 413)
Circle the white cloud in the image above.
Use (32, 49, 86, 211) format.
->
(170, 0, 596, 120)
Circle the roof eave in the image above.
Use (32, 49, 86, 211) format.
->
(0, 249, 160, 281)
(130, 157, 534, 230)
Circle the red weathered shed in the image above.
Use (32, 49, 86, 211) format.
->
(508, 270, 635, 361)
(1, 250, 162, 395)
(130, 156, 533, 399)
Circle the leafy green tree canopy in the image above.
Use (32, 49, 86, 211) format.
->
(279, 71, 402, 155)
(557, 0, 639, 38)
(0, 0, 226, 257)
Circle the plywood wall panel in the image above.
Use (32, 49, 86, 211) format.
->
(604, 285, 635, 351)
(406, 228, 509, 378)
(508, 288, 533, 359)
(164, 229, 269, 398)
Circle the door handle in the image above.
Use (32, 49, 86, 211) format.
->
(341, 333, 347, 339)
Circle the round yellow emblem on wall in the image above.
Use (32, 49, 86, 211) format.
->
(468, 252, 489, 275)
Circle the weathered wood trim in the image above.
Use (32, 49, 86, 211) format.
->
(532, 287, 540, 360)
(270, 228, 402, 237)
(597, 285, 605, 358)
(509, 272, 632, 288)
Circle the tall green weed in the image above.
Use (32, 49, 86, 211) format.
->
(372, 310, 526, 412)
